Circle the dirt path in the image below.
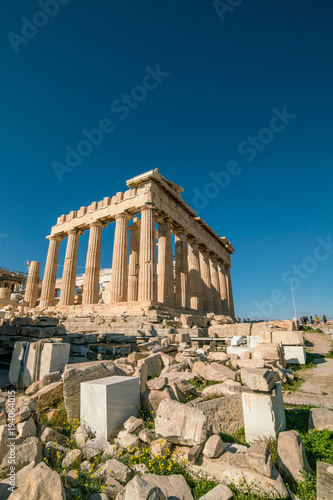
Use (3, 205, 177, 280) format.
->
(283, 330, 333, 409)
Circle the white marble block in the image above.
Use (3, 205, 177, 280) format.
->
(80, 376, 140, 440)
(9, 341, 70, 387)
(283, 345, 306, 364)
(231, 335, 243, 346)
(247, 335, 260, 349)
(242, 381, 286, 444)
(227, 346, 251, 356)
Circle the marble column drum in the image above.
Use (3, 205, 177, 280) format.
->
(174, 228, 189, 309)
(24, 261, 40, 309)
(127, 218, 141, 302)
(218, 260, 229, 316)
(157, 216, 174, 306)
(187, 237, 203, 311)
(82, 222, 103, 305)
(225, 266, 235, 318)
(199, 245, 213, 313)
(138, 205, 157, 302)
(110, 213, 130, 303)
(40, 236, 61, 307)
(209, 254, 223, 315)
(59, 230, 80, 306)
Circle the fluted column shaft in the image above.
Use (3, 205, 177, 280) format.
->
(82, 222, 103, 305)
(218, 261, 229, 315)
(24, 261, 40, 309)
(138, 205, 157, 302)
(209, 254, 223, 315)
(157, 217, 174, 306)
(187, 238, 203, 311)
(225, 266, 235, 318)
(199, 246, 213, 313)
(174, 229, 189, 309)
(59, 230, 80, 306)
(40, 236, 61, 307)
(128, 218, 141, 301)
(110, 214, 129, 302)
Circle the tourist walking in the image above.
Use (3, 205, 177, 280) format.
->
(315, 315, 320, 324)
(323, 315, 327, 324)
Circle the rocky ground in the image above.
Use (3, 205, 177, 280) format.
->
(0, 324, 332, 499)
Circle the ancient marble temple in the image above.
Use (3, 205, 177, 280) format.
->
(36, 170, 235, 317)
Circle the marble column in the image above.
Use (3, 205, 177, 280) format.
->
(209, 254, 223, 315)
(59, 230, 80, 306)
(225, 265, 235, 318)
(24, 261, 40, 309)
(157, 216, 174, 306)
(128, 218, 141, 302)
(187, 237, 203, 311)
(82, 222, 103, 305)
(110, 213, 130, 303)
(174, 228, 189, 309)
(199, 245, 213, 313)
(138, 205, 157, 302)
(218, 260, 229, 315)
(40, 236, 61, 307)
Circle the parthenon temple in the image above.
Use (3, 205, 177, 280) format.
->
(32, 170, 235, 318)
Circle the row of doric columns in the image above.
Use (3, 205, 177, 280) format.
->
(40, 205, 234, 316)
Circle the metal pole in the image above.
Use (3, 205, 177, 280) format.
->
(290, 280, 297, 318)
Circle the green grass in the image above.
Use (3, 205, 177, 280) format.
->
(282, 372, 305, 392)
(325, 349, 333, 359)
(188, 378, 220, 390)
(220, 427, 247, 446)
(299, 325, 323, 333)
(285, 405, 333, 499)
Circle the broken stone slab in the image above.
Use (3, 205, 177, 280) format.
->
(6, 462, 65, 500)
(308, 407, 333, 431)
(84, 438, 110, 458)
(195, 394, 244, 435)
(25, 371, 61, 397)
(142, 385, 177, 413)
(63, 360, 127, 420)
(62, 449, 83, 469)
(192, 455, 288, 497)
(207, 351, 229, 362)
(139, 428, 156, 444)
(241, 368, 276, 392)
(283, 345, 306, 364)
(238, 359, 265, 369)
(147, 376, 168, 390)
(16, 416, 36, 439)
(131, 474, 194, 500)
(242, 382, 286, 444)
(73, 425, 89, 449)
(80, 375, 140, 439)
(202, 380, 242, 399)
(115, 432, 141, 451)
(317, 461, 333, 500)
(44, 441, 71, 466)
(103, 458, 135, 483)
(271, 331, 304, 345)
(12, 317, 35, 326)
(192, 361, 236, 382)
(0, 436, 43, 475)
(202, 434, 224, 458)
(277, 430, 312, 482)
(247, 441, 272, 477)
(123, 416, 143, 434)
(9, 341, 70, 388)
(209, 323, 252, 338)
(172, 443, 204, 464)
(137, 353, 163, 378)
(199, 484, 233, 500)
(252, 343, 286, 367)
(155, 399, 208, 445)
(114, 475, 166, 500)
(30, 380, 63, 409)
(65, 469, 79, 488)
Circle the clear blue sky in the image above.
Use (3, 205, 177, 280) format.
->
(1, 0, 332, 320)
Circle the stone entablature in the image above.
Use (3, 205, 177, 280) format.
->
(39, 170, 235, 317)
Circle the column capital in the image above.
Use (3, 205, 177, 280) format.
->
(89, 220, 106, 229)
(141, 203, 156, 212)
(173, 226, 186, 237)
(156, 213, 171, 224)
(186, 235, 198, 245)
(67, 228, 84, 236)
(114, 211, 131, 221)
(46, 234, 63, 242)
(198, 243, 208, 252)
